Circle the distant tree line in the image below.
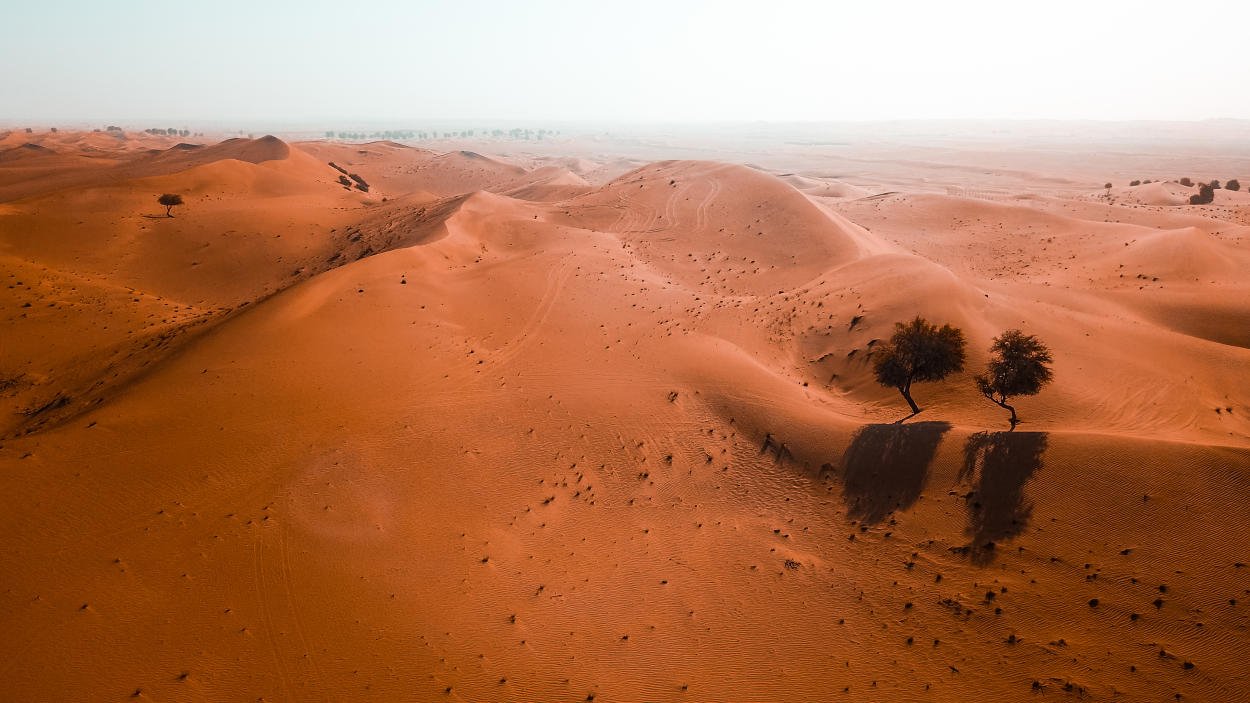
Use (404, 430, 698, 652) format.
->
(323, 127, 559, 142)
(1105, 175, 1240, 205)
(143, 128, 193, 137)
(1111, 177, 1242, 205)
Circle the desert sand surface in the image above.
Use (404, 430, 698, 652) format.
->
(2, 124, 1249, 701)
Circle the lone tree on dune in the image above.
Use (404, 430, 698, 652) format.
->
(976, 330, 1053, 428)
(158, 193, 183, 217)
(872, 317, 967, 416)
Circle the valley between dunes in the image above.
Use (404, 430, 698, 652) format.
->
(1, 128, 1248, 702)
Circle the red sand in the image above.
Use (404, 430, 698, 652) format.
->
(1, 127, 1248, 701)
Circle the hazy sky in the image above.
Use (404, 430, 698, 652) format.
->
(4, 0, 1247, 123)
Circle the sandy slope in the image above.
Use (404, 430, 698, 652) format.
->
(1, 131, 1248, 701)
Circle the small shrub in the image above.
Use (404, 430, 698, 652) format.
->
(1189, 183, 1215, 205)
(1227, 179, 1241, 191)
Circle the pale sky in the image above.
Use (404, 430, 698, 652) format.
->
(3, 0, 1247, 123)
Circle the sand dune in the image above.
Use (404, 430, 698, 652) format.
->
(781, 172, 871, 199)
(1, 132, 1248, 701)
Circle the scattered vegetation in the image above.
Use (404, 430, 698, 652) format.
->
(323, 127, 560, 142)
(157, 193, 184, 217)
(144, 127, 193, 137)
(1116, 175, 1242, 203)
(1189, 183, 1215, 205)
(976, 330, 1054, 427)
(872, 317, 967, 415)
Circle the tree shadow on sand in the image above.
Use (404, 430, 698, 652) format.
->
(840, 422, 951, 526)
(958, 431, 1048, 565)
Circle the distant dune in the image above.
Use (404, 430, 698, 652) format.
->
(0, 130, 1247, 701)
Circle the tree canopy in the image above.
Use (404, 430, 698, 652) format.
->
(872, 316, 967, 415)
(1189, 183, 1215, 205)
(975, 329, 1054, 426)
(157, 193, 183, 217)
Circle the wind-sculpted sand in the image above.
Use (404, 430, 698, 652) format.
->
(1, 128, 1248, 701)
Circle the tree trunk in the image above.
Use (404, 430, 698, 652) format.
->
(165, 206, 173, 217)
(989, 393, 1017, 427)
(899, 386, 920, 414)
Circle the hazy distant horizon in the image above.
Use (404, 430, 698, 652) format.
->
(5, 0, 1249, 123)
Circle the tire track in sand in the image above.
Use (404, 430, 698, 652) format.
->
(694, 176, 722, 232)
(277, 515, 326, 698)
(253, 535, 291, 700)
(476, 257, 575, 378)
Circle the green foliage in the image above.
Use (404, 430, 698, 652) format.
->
(1227, 179, 1241, 192)
(975, 330, 1053, 424)
(872, 317, 967, 412)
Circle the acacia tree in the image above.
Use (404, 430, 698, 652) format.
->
(872, 317, 967, 415)
(975, 330, 1054, 427)
(158, 193, 183, 217)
